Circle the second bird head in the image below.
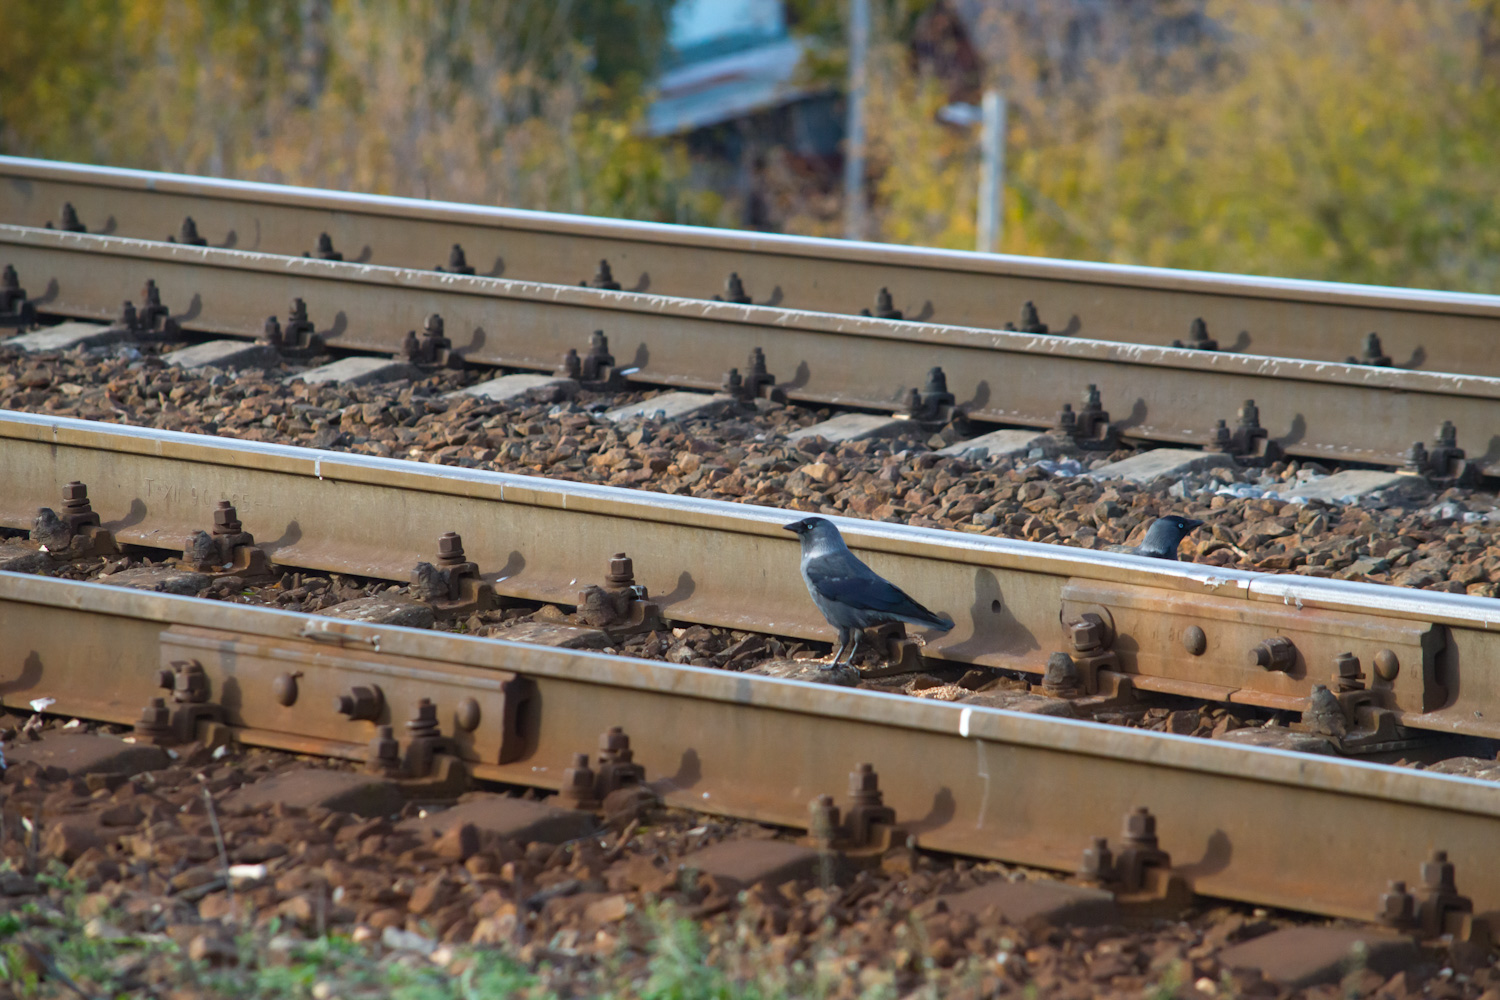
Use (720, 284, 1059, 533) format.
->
(784, 516, 841, 547)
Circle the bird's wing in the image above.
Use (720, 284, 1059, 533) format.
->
(812, 570, 918, 614)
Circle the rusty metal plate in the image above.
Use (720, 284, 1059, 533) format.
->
(1061, 579, 1443, 713)
(5, 225, 1500, 471)
(5, 155, 1500, 375)
(160, 625, 532, 765)
(6, 568, 1500, 922)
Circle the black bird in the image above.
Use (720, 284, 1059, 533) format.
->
(784, 516, 953, 666)
(1109, 515, 1204, 560)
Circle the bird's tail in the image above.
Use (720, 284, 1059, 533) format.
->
(901, 606, 955, 632)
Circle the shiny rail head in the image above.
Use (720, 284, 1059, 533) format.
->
(3, 406, 1498, 631)
(7, 153, 1500, 314)
(6, 223, 1500, 401)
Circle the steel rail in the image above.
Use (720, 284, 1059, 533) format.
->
(3, 568, 1499, 923)
(4, 410, 1500, 741)
(4, 155, 1500, 374)
(4, 225, 1500, 473)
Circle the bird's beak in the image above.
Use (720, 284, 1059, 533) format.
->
(1184, 518, 1205, 529)
(783, 523, 801, 534)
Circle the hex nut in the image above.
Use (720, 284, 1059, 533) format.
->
(1248, 636, 1296, 672)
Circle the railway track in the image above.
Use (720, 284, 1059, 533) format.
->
(2, 223, 1499, 479)
(0, 409, 1493, 739)
(6, 164, 1500, 991)
(5, 154, 1500, 376)
(3, 408, 1500, 933)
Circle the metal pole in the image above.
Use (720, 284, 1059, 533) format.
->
(976, 89, 1006, 253)
(843, 0, 870, 242)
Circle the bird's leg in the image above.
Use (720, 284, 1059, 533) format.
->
(827, 626, 852, 666)
(839, 628, 863, 666)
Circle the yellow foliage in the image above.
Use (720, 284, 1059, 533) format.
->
(0, 0, 724, 226)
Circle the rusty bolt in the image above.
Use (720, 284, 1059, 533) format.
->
(153, 667, 175, 690)
(809, 793, 841, 847)
(175, 217, 205, 246)
(334, 685, 383, 721)
(587, 259, 620, 290)
(1332, 652, 1365, 692)
(58, 202, 86, 233)
(1068, 613, 1109, 653)
(560, 752, 599, 808)
(599, 726, 633, 760)
(849, 763, 882, 806)
(212, 501, 242, 535)
(406, 698, 440, 738)
(436, 532, 466, 567)
(176, 662, 210, 703)
(443, 244, 474, 274)
(135, 697, 172, 733)
(424, 313, 444, 338)
(1042, 652, 1081, 696)
(1182, 625, 1207, 656)
(368, 725, 399, 766)
(607, 553, 635, 589)
(1378, 880, 1416, 928)
(1248, 635, 1296, 672)
(721, 272, 751, 304)
(1080, 836, 1114, 880)
(272, 672, 299, 707)
(61, 481, 89, 507)
(1421, 850, 1457, 893)
(1123, 807, 1159, 849)
(455, 697, 481, 732)
(1374, 649, 1400, 682)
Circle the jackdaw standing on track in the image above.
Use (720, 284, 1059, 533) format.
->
(1108, 515, 1204, 561)
(784, 516, 953, 667)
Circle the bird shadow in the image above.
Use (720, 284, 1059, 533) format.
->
(1060, 314, 1081, 336)
(910, 301, 935, 323)
(1226, 330, 1251, 353)
(762, 286, 784, 308)
(352, 246, 373, 264)
(261, 519, 303, 556)
(1396, 345, 1427, 369)
(940, 569, 1038, 660)
(650, 748, 702, 795)
(103, 498, 148, 533)
(174, 294, 203, 323)
(959, 380, 991, 412)
(902, 786, 956, 835)
(655, 571, 695, 610)
(0, 651, 44, 698)
(32, 279, 59, 308)
(485, 551, 526, 594)
(458, 326, 487, 355)
(1173, 829, 1232, 881)
(1276, 414, 1307, 448)
(782, 361, 811, 391)
(1112, 397, 1148, 431)
(1476, 434, 1500, 468)
(629, 273, 651, 294)
(319, 311, 348, 343)
(218, 230, 239, 250)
